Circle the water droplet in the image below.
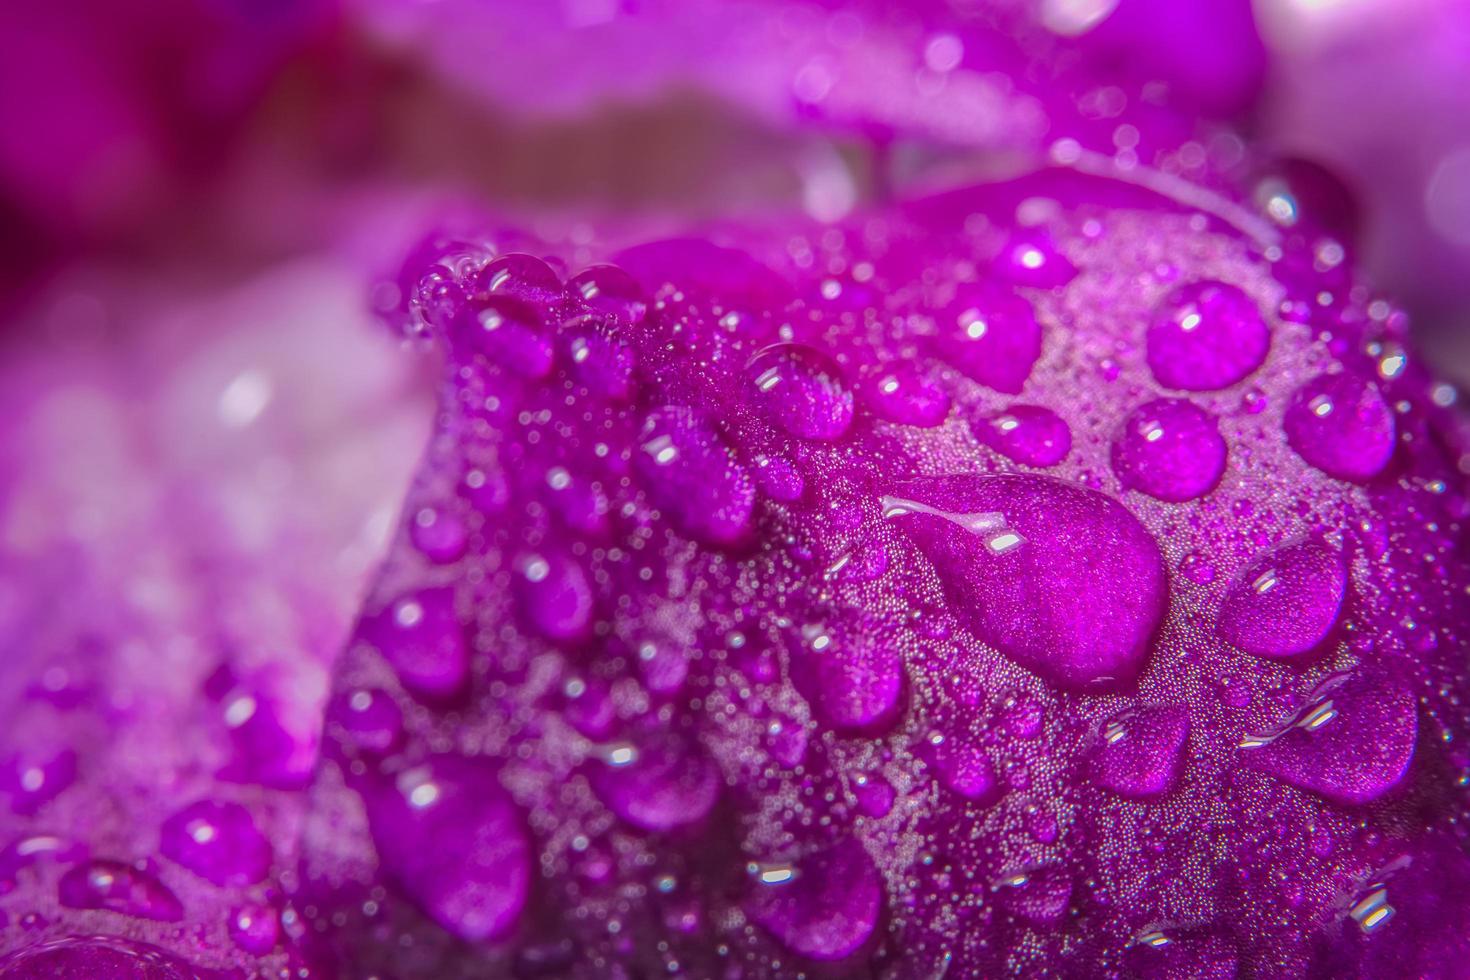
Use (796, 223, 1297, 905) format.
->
(454, 296, 554, 378)
(860, 364, 950, 427)
(229, 902, 280, 955)
(571, 265, 648, 323)
(360, 587, 469, 701)
(1283, 373, 1395, 482)
(160, 799, 272, 887)
(1218, 539, 1346, 660)
(993, 230, 1077, 288)
(330, 687, 403, 756)
(0, 936, 200, 979)
(938, 287, 1042, 394)
(635, 407, 756, 545)
(1090, 704, 1189, 799)
(588, 734, 721, 832)
(924, 733, 1001, 804)
(1, 745, 75, 815)
(1111, 398, 1227, 502)
(884, 475, 1167, 690)
(745, 838, 882, 961)
(562, 315, 637, 401)
(478, 252, 564, 306)
(789, 616, 904, 735)
(1147, 281, 1270, 390)
(362, 755, 531, 942)
(745, 344, 854, 440)
(972, 404, 1071, 467)
(992, 864, 1073, 924)
(853, 772, 895, 817)
(57, 860, 182, 921)
(410, 505, 468, 564)
(1124, 924, 1238, 979)
(516, 549, 593, 642)
(1239, 674, 1417, 805)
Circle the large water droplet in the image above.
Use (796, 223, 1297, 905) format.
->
(1147, 281, 1270, 391)
(159, 799, 272, 887)
(1283, 373, 1395, 482)
(57, 860, 183, 921)
(1090, 704, 1190, 799)
(1111, 398, 1227, 502)
(860, 364, 950, 427)
(361, 754, 531, 942)
(1217, 539, 1346, 660)
(0, 936, 202, 979)
(745, 838, 882, 962)
(884, 475, 1167, 690)
(561, 314, 637, 401)
(454, 296, 554, 378)
(570, 264, 648, 323)
(993, 230, 1077, 288)
(992, 864, 1073, 925)
(515, 549, 593, 642)
(330, 687, 403, 756)
(744, 343, 854, 440)
(478, 252, 564, 307)
(972, 404, 1071, 467)
(788, 616, 904, 735)
(938, 286, 1042, 394)
(588, 734, 721, 832)
(1239, 674, 1416, 805)
(924, 732, 1001, 804)
(635, 407, 756, 545)
(359, 587, 469, 701)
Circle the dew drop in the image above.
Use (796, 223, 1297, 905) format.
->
(860, 364, 950, 427)
(972, 404, 1071, 467)
(884, 475, 1167, 690)
(454, 296, 554, 378)
(744, 343, 854, 440)
(160, 799, 272, 887)
(1239, 674, 1417, 805)
(938, 286, 1042, 394)
(635, 407, 756, 545)
(361, 754, 531, 942)
(478, 252, 564, 306)
(1111, 398, 1227, 502)
(571, 264, 648, 323)
(588, 734, 721, 832)
(1090, 704, 1190, 799)
(1147, 281, 1270, 390)
(1217, 538, 1346, 660)
(745, 838, 882, 962)
(57, 860, 182, 922)
(515, 549, 594, 642)
(562, 314, 637, 401)
(360, 587, 469, 701)
(789, 616, 904, 735)
(0, 936, 200, 979)
(1283, 373, 1395, 482)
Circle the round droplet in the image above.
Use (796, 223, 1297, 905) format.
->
(1, 744, 76, 815)
(57, 860, 183, 921)
(330, 687, 403, 756)
(993, 864, 1073, 925)
(751, 452, 804, 502)
(0, 936, 200, 979)
(1090, 704, 1190, 799)
(853, 773, 895, 817)
(789, 617, 904, 735)
(938, 286, 1042, 394)
(587, 735, 721, 832)
(993, 230, 1077, 288)
(884, 475, 1167, 690)
(478, 252, 564, 306)
(412, 266, 463, 333)
(860, 364, 950, 427)
(515, 550, 593, 642)
(410, 506, 468, 564)
(360, 587, 469, 701)
(562, 315, 637, 401)
(745, 343, 854, 440)
(160, 799, 272, 887)
(571, 264, 648, 323)
(1218, 539, 1346, 660)
(0, 834, 84, 890)
(1239, 674, 1416, 805)
(362, 754, 531, 942)
(972, 404, 1071, 467)
(1147, 281, 1270, 390)
(925, 734, 1001, 805)
(229, 902, 280, 956)
(746, 838, 882, 962)
(635, 407, 756, 545)
(1284, 372, 1395, 482)
(454, 296, 554, 378)
(1111, 398, 1227, 502)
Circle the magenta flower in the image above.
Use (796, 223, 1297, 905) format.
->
(1, 1, 1468, 978)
